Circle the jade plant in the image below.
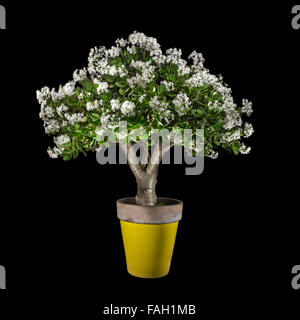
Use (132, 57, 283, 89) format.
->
(37, 31, 254, 206)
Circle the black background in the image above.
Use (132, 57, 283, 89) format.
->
(0, 1, 299, 318)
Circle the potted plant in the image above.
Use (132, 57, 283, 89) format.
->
(37, 31, 254, 278)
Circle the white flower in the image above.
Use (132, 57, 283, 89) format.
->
(65, 112, 86, 125)
(47, 146, 62, 159)
(54, 134, 70, 147)
(127, 46, 136, 54)
(149, 97, 174, 123)
(241, 99, 253, 116)
(105, 46, 120, 58)
(108, 65, 117, 76)
(138, 94, 146, 104)
(161, 80, 174, 91)
(61, 120, 68, 127)
(99, 113, 118, 129)
(63, 81, 76, 96)
(173, 93, 191, 116)
(95, 127, 104, 137)
(221, 129, 241, 143)
(44, 119, 60, 134)
(223, 109, 242, 130)
(206, 149, 219, 159)
(110, 99, 121, 111)
(152, 54, 166, 65)
(56, 104, 68, 117)
(93, 79, 109, 94)
(121, 101, 135, 116)
(177, 65, 191, 76)
(51, 88, 64, 102)
(73, 68, 87, 82)
(128, 60, 155, 88)
(117, 65, 128, 77)
(149, 96, 160, 108)
(115, 38, 127, 47)
(240, 143, 251, 154)
(42, 106, 54, 118)
(128, 31, 161, 55)
(208, 100, 222, 111)
(188, 50, 205, 71)
(86, 100, 101, 111)
(243, 122, 254, 138)
(36, 87, 50, 104)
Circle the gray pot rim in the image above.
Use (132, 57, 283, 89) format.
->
(117, 197, 183, 224)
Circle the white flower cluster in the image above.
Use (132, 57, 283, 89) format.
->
(47, 134, 70, 159)
(99, 112, 120, 130)
(63, 81, 76, 96)
(128, 31, 161, 56)
(73, 68, 87, 82)
(165, 48, 190, 76)
(37, 86, 51, 105)
(138, 94, 146, 104)
(149, 96, 174, 124)
(115, 38, 127, 48)
(220, 128, 241, 143)
(93, 79, 109, 94)
(44, 119, 61, 134)
(240, 143, 251, 154)
(110, 99, 121, 111)
(161, 80, 174, 91)
(54, 134, 70, 147)
(243, 122, 254, 138)
(172, 93, 191, 116)
(88, 46, 128, 78)
(105, 46, 121, 58)
(185, 68, 245, 131)
(86, 100, 102, 111)
(47, 146, 62, 159)
(241, 99, 253, 116)
(121, 101, 135, 117)
(188, 51, 205, 71)
(127, 60, 155, 88)
(64, 112, 86, 126)
(206, 149, 219, 159)
(56, 104, 68, 117)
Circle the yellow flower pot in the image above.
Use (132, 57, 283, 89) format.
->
(117, 197, 183, 279)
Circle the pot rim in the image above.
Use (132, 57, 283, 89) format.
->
(117, 197, 183, 207)
(117, 197, 183, 224)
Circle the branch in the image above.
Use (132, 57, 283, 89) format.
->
(120, 143, 145, 181)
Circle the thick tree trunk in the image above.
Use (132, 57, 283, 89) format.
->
(136, 169, 158, 206)
(121, 141, 173, 207)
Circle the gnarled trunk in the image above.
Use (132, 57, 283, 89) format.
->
(136, 169, 158, 206)
(121, 141, 172, 207)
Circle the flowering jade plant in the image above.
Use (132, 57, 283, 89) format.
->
(37, 31, 254, 206)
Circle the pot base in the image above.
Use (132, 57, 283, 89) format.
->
(120, 220, 179, 279)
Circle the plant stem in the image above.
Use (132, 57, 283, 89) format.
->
(120, 140, 173, 206)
